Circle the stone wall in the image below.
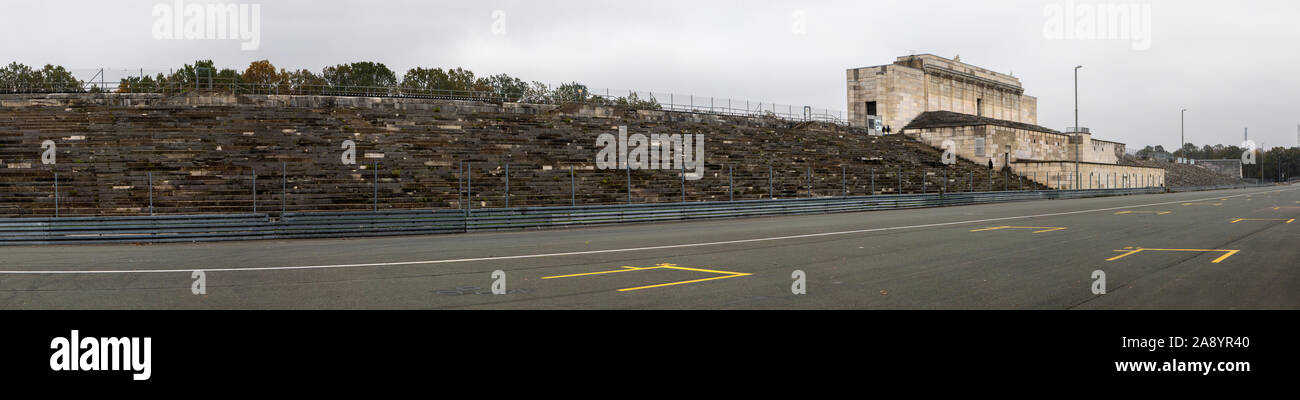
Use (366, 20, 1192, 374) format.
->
(1012, 161, 1165, 189)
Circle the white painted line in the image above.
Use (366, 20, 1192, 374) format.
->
(2, 186, 1295, 275)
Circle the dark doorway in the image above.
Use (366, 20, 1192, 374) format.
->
(976, 98, 983, 117)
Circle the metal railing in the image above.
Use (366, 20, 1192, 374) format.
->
(1, 187, 1173, 245)
(0, 78, 850, 125)
(6, 163, 1128, 218)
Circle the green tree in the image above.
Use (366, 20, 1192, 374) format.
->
(322, 62, 398, 88)
(284, 69, 326, 94)
(552, 82, 588, 103)
(1, 62, 83, 92)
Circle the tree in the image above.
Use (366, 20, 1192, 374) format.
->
(1174, 142, 1199, 158)
(478, 73, 528, 100)
(322, 62, 398, 88)
(445, 68, 477, 91)
(552, 82, 588, 103)
(1136, 145, 1155, 159)
(1, 62, 83, 92)
(520, 81, 551, 103)
(241, 60, 281, 86)
(284, 69, 326, 94)
(400, 67, 452, 91)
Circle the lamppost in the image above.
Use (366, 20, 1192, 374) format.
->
(1074, 65, 1082, 189)
(1181, 108, 1187, 155)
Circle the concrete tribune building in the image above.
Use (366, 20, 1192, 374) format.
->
(846, 54, 1164, 189)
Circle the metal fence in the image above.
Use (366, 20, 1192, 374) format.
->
(0, 78, 850, 125)
(5, 162, 1170, 218)
(2, 187, 1174, 245)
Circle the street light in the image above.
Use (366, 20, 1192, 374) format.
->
(1181, 108, 1187, 155)
(1074, 65, 1082, 189)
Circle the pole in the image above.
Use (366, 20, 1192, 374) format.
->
(730, 165, 735, 201)
(898, 166, 903, 195)
(680, 161, 687, 203)
(466, 162, 471, 213)
(372, 161, 378, 212)
(841, 165, 846, 197)
(281, 161, 287, 214)
(148, 172, 153, 215)
(871, 168, 875, 195)
(626, 163, 631, 204)
(922, 168, 927, 194)
(570, 166, 575, 206)
(53, 172, 58, 217)
(768, 165, 773, 199)
(1075, 65, 1083, 192)
(806, 167, 811, 198)
(1181, 109, 1187, 153)
(252, 168, 257, 213)
(505, 163, 510, 208)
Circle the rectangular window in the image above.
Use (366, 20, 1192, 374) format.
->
(866, 101, 877, 116)
(975, 137, 986, 157)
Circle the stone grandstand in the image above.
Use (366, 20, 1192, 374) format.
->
(0, 92, 1046, 217)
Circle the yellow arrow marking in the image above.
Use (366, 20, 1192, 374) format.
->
(969, 226, 1066, 234)
(1230, 218, 1294, 224)
(542, 263, 751, 292)
(1106, 248, 1240, 263)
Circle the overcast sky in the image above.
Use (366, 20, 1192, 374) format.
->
(3, 0, 1298, 150)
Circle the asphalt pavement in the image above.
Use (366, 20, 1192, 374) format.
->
(0, 184, 1296, 309)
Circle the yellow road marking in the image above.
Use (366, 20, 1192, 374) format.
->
(618, 273, 751, 292)
(541, 266, 653, 279)
(1230, 218, 1294, 224)
(1106, 248, 1240, 263)
(542, 263, 751, 292)
(969, 226, 1066, 234)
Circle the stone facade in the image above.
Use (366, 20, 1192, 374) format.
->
(847, 54, 1160, 189)
(904, 123, 1125, 169)
(900, 111, 1160, 189)
(1014, 161, 1164, 189)
(847, 54, 1038, 130)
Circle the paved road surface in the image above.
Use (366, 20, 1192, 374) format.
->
(1, 184, 1296, 309)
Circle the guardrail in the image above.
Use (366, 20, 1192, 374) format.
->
(0, 214, 270, 245)
(1, 187, 1173, 245)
